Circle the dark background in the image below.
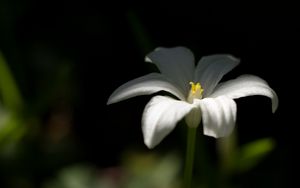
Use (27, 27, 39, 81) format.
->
(0, 1, 298, 187)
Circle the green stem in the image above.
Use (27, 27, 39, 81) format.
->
(217, 130, 237, 175)
(127, 10, 154, 55)
(216, 130, 237, 187)
(184, 127, 197, 188)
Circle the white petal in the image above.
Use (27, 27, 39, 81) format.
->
(210, 75, 278, 113)
(142, 96, 194, 148)
(146, 47, 195, 94)
(107, 73, 186, 105)
(197, 96, 237, 138)
(194, 55, 240, 97)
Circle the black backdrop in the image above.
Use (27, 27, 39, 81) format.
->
(0, 1, 298, 187)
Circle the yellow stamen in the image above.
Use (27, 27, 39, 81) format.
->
(189, 82, 203, 94)
(188, 82, 204, 103)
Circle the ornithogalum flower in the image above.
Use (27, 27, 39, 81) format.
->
(107, 47, 278, 149)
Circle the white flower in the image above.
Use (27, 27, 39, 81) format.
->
(107, 47, 278, 149)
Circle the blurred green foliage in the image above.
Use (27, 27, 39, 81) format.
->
(0, 53, 24, 150)
(43, 152, 181, 188)
(0, 52, 23, 110)
(234, 138, 274, 173)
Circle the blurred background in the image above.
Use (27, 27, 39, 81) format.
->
(0, 1, 298, 187)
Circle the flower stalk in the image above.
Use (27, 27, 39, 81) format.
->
(184, 127, 197, 188)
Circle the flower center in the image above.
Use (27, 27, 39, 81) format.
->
(187, 82, 204, 103)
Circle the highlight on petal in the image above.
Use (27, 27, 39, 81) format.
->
(210, 75, 278, 113)
(107, 73, 185, 105)
(145, 47, 195, 94)
(142, 96, 194, 149)
(197, 96, 237, 138)
(194, 54, 240, 97)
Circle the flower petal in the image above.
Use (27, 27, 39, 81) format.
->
(197, 96, 237, 138)
(142, 96, 194, 148)
(194, 55, 240, 97)
(107, 73, 186, 105)
(145, 47, 195, 94)
(210, 75, 278, 113)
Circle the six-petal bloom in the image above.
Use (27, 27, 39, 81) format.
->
(107, 47, 278, 149)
